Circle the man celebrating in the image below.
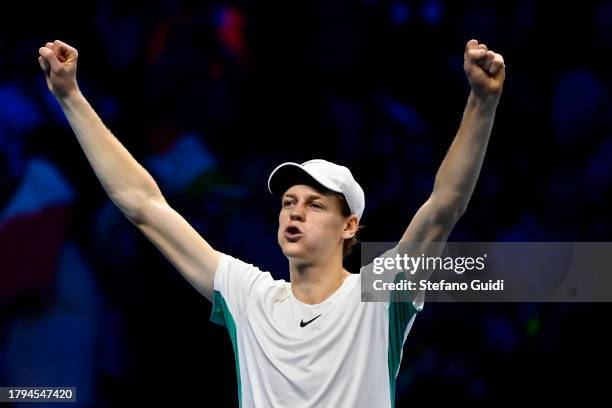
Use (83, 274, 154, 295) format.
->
(38, 38, 504, 407)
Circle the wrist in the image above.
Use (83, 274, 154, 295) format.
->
(57, 89, 84, 109)
(467, 91, 500, 114)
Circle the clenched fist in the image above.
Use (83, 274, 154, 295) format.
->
(463, 39, 505, 100)
(38, 40, 80, 100)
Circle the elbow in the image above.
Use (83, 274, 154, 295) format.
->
(110, 190, 166, 223)
(429, 193, 468, 225)
(450, 199, 468, 220)
(439, 205, 467, 226)
(453, 203, 468, 222)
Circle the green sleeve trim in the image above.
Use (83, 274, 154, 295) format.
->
(210, 290, 243, 407)
(210, 289, 227, 327)
(387, 274, 420, 408)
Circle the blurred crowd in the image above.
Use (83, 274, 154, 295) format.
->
(1, 0, 610, 405)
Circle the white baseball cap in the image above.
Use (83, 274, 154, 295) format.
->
(267, 159, 365, 220)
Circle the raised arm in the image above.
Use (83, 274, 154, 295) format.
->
(398, 39, 505, 290)
(38, 40, 221, 301)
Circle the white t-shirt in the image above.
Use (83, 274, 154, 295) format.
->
(210, 253, 423, 408)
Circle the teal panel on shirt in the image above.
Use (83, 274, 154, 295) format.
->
(387, 273, 420, 408)
(210, 290, 243, 407)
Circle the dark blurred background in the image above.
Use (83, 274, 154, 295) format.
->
(1, 0, 611, 406)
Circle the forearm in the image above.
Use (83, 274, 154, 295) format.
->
(59, 91, 163, 219)
(431, 91, 499, 214)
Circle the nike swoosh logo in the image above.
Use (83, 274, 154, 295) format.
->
(300, 314, 322, 327)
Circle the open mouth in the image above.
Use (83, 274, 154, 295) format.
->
(285, 225, 303, 241)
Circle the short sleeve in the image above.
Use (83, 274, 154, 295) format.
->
(209, 253, 273, 327)
(360, 247, 424, 380)
(387, 273, 424, 381)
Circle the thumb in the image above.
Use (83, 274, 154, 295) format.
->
(37, 56, 50, 74)
(39, 47, 61, 72)
(465, 39, 479, 52)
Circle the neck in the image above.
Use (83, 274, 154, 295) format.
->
(289, 254, 351, 305)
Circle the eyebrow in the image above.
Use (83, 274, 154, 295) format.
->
(282, 193, 326, 202)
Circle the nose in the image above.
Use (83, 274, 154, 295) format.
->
(289, 204, 305, 221)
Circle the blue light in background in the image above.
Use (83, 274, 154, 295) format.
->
(552, 70, 604, 145)
(483, 315, 517, 353)
(0, 82, 43, 135)
(390, 1, 411, 25)
(422, 0, 442, 26)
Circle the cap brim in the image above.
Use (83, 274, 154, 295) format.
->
(268, 162, 342, 195)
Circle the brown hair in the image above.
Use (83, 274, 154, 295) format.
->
(336, 193, 363, 258)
